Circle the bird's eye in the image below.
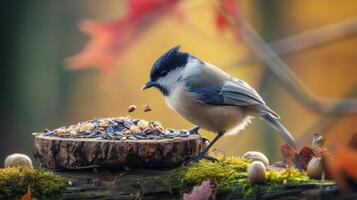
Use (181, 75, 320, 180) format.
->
(160, 71, 168, 76)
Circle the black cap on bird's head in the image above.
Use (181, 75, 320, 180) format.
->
(142, 46, 189, 92)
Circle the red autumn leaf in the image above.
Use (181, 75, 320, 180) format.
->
(214, 0, 241, 33)
(280, 144, 314, 170)
(67, 0, 178, 77)
(21, 186, 31, 200)
(183, 180, 214, 200)
(295, 146, 314, 170)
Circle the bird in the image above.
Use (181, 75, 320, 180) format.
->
(142, 46, 298, 161)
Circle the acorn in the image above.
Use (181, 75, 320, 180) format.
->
(4, 153, 33, 168)
(243, 151, 269, 166)
(307, 156, 324, 179)
(247, 161, 266, 183)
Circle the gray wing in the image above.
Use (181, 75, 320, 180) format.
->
(221, 79, 280, 118)
(187, 77, 279, 118)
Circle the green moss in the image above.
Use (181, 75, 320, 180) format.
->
(0, 167, 67, 199)
(171, 156, 330, 198)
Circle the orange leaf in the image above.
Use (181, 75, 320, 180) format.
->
(21, 186, 31, 200)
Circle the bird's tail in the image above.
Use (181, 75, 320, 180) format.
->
(262, 114, 298, 148)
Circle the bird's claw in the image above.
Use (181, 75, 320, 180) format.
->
(183, 153, 219, 166)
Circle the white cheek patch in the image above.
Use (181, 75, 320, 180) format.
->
(182, 57, 202, 77)
(157, 68, 182, 90)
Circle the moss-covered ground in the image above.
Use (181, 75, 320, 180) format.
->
(170, 156, 332, 198)
(0, 166, 67, 199)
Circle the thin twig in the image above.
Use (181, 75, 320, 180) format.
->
(234, 20, 357, 114)
(297, 87, 357, 144)
(270, 17, 357, 56)
(226, 17, 357, 67)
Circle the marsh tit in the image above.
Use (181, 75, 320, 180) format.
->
(143, 46, 298, 161)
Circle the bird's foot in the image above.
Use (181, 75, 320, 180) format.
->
(202, 155, 219, 162)
(183, 152, 219, 165)
(188, 126, 200, 134)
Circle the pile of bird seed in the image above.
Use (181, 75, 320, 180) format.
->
(38, 117, 192, 140)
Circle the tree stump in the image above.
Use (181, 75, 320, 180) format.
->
(33, 134, 204, 169)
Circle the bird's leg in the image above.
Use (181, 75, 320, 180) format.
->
(189, 126, 200, 134)
(193, 131, 225, 162)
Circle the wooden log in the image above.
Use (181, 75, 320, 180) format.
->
(56, 169, 357, 200)
(33, 134, 204, 169)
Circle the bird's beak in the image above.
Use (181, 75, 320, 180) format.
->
(142, 80, 155, 90)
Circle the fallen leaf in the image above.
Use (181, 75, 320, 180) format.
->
(295, 146, 314, 170)
(21, 186, 31, 200)
(280, 144, 297, 166)
(183, 180, 214, 200)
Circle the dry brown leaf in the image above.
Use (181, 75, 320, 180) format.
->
(295, 146, 314, 170)
(280, 144, 297, 166)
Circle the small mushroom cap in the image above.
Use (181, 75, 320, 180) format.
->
(307, 156, 323, 179)
(247, 161, 266, 183)
(4, 153, 33, 168)
(243, 151, 269, 166)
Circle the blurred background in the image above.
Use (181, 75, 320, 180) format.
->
(1, 0, 357, 166)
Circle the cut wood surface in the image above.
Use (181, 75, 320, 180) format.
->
(33, 134, 204, 169)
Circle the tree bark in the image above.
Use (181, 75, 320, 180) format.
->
(56, 169, 356, 200)
(33, 134, 204, 169)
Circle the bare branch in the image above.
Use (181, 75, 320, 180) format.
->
(271, 17, 357, 56)
(234, 20, 357, 114)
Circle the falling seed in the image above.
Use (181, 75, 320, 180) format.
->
(143, 103, 152, 112)
(128, 105, 137, 113)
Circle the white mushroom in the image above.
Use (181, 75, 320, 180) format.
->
(243, 151, 269, 166)
(4, 153, 33, 168)
(247, 161, 266, 183)
(307, 156, 324, 179)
